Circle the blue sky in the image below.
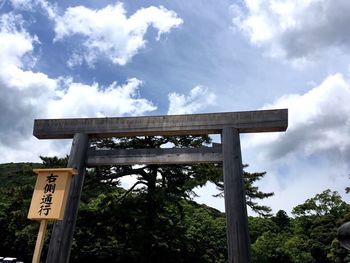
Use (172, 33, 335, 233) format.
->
(0, 0, 350, 214)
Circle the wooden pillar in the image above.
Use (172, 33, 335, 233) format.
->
(222, 127, 251, 263)
(46, 133, 89, 263)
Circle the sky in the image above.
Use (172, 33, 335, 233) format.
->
(0, 0, 349, 215)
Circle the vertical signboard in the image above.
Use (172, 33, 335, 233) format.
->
(28, 168, 77, 220)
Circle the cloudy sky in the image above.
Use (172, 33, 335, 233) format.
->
(0, 0, 349, 215)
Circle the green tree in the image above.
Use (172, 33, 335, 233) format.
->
(292, 189, 348, 217)
(39, 155, 68, 168)
(0, 183, 39, 261)
(91, 136, 274, 215)
(273, 210, 290, 232)
(251, 230, 292, 263)
(292, 190, 350, 263)
(89, 136, 215, 261)
(250, 210, 311, 263)
(328, 239, 350, 263)
(87, 135, 274, 261)
(214, 165, 274, 216)
(0, 163, 40, 262)
(249, 216, 276, 244)
(181, 201, 227, 262)
(69, 186, 228, 262)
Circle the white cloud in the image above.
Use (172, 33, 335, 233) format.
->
(9, 0, 57, 19)
(54, 3, 183, 66)
(0, 137, 71, 163)
(167, 86, 216, 115)
(0, 13, 52, 144)
(0, 12, 156, 163)
(245, 73, 350, 162)
(241, 73, 350, 213)
(9, 0, 32, 10)
(48, 78, 156, 118)
(0, 13, 36, 67)
(231, 0, 350, 62)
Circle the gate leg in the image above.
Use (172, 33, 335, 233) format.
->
(222, 127, 251, 263)
(46, 133, 89, 263)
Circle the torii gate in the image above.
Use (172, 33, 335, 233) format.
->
(33, 108, 288, 263)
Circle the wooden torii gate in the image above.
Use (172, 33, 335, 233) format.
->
(33, 109, 288, 263)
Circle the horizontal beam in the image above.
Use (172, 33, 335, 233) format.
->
(86, 146, 222, 166)
(33, 109, 288, 139)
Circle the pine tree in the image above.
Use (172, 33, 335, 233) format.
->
(91, 135, 274, 216)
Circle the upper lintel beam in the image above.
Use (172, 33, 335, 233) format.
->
(33, 109, 288, 139)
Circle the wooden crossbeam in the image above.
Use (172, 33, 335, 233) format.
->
(87, 145, 222, 166)
(33, 109, 288, 139)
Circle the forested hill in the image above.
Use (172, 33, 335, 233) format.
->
(0, 162, 349, 262)
(0, 162, 40, 189)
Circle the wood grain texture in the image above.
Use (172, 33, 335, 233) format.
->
(87, 146, 222, 165)
(222, 128, 251, 263)
(32, 220, 48, 263)
(45, 133, 89, 263)
(33, 109, 288, 139)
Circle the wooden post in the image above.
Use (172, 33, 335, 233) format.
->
(32, 220, 48, 263)
(45, 133, 89, 263)
(222, 127, 251, 263)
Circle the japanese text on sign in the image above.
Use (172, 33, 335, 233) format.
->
(38, 174, 58, 216)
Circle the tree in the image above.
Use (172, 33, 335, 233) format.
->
(90, 135, 219, 262)
(0, 162, 40, 262)
(39, 155, 68, 168)
(292, 189, 349, 217)
(328, 238, 350, 263)
(69, 190, 228, 263)
(212, 164, 274, 216)
(249, 216, 276, 244)
(292, 190, 350, 263)
(251, 230, 292, 263)
(273, 210, 290, 232)
(91, 136, 274, 216)
(88, 135, 274, 261)
(242, 167, 274, 216)
(250, 210, 311, 263)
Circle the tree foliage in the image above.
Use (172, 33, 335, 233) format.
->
(91, 136, 274, 216)
(85, 135, 274, 260)
(250, 191, 350, 263)
(215, 166, 274, 216)
(292, 189, 348, 217)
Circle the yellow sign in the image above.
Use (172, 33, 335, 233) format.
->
(28, 168, 77, 220)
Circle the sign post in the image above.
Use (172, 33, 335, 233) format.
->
(32, 220, 48, 263)
(28, 168, 77, 263)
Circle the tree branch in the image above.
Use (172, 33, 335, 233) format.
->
(116, 181, 147, 203)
